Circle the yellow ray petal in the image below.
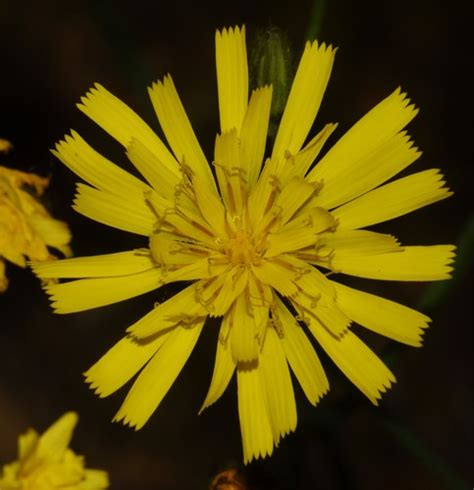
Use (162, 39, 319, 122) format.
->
(192, 175, 227, 236)
(199, 320, 236, 413)
(215, 26, 248, 133)
(46, 268, 162, 313)
(173, 183, 203, 216)
(237, 364, 274, 464)
(251, 259, 298, 297)
(260, 326, 297, 444)
(161, 257, 226, 285)
(150, 232, 217, 267)
(265, 225, 318, 257)
(315, 230, 401, 258)
(214, 129, 246, 216)
(142, 188, 175, 221)
(308, 87, 419, 183)
(113, 320, 204, 430)
(246, 171, 280, 232)
(240, 86, 273, 189)
(84, 331, 171, 398)
(248, 274, 272, 344)
(77, 83, 179, 175)
(53, 131, 150, 197)
(333, 169, 453, 229)
(29, 215, 72, 256)
(331, 281, 430, 346)
(230, 292, 259, 363)
(211, 266, 249, 317)
(126, 138, 180, 201)
(287, 257, 335, 298)
(162, 206, 218, 247)
(127, 284, 206, 338)
(291, 292, 351, 338)
(278, 123, 338, 184)
(149, 233, 197, 266)
(275, 297, 329, 405)
(276, 177, 320, 226)
(2, 246, 26, 269)
(32, 250, 155, 279)
(18, 429, 38, 460)
(281, 206, 336, 234)
(286, 260, 350, 337)
(148, 75, 215, 191)
(311, 131, 421, 209)
(193, 274, 227, 315)
(36, 412, 78, 461)
(329, 245, 455, 281)
(73, 183, 156, 236)
(309, 321, 396, 404)
(80, 470, 110, 489)
(272, 41, 336, 162)
(268, 209, 334, 260)
(265, 217, 336, 263)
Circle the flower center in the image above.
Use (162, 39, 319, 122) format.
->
(225, 230, 259, 266)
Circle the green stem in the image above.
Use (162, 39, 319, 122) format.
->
(306, 0, 328, 41)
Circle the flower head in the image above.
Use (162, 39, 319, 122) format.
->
(0, 412, 109, 489)
(0, 142, 72, 292)
(33, 26, 454, 463)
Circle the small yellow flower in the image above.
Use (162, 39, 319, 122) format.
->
(0, 143, 72, 292)
(0, 412, 109, 489)
(33, 26, 454, 463)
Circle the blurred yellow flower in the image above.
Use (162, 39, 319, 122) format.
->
(0, 142, 71, 292)
(0, 412, 109, 489)
(0, 139, 13, 153)
(34, 26, 454, 463)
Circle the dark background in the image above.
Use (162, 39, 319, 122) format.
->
(0, 1, 472, 489)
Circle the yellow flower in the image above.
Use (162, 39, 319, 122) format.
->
(33, 26, 455, 463)
(0, 139, 13, 153)
(0, 412, 109, 489)
(0, 142, 72, 292)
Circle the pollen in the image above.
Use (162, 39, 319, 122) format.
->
(225, 230, 260, 266)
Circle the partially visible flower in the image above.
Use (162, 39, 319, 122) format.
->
(0, 139, 13, 153)
(0, 142, 71, 292)
(34, 26, 455, 463)
(210, 468, 247, 490)
(0, 412, 109, 489)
